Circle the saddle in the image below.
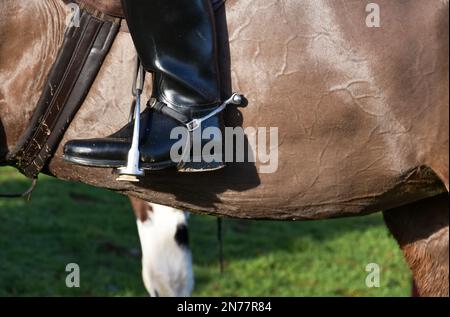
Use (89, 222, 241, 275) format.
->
(6, 0, 227, 179)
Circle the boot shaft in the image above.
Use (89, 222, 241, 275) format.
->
(121, 0, 222, 112)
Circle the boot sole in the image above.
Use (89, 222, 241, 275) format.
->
(62, 155, 225, 172)
(62, 154, 174, 171)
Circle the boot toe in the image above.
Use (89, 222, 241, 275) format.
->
(63, 138, 131, 167)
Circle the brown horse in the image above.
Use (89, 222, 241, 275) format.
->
(0, 0, 448, 296)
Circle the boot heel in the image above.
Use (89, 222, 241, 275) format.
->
(177, 158, 225, 172)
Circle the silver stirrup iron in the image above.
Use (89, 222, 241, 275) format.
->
(116, 58, 145, 182)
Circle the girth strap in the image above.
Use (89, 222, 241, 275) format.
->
(6, 8, 120, 179)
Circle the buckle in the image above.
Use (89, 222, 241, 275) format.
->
(186, 119, 201, 132)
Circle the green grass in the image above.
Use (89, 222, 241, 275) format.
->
(0, 167, 411, 296)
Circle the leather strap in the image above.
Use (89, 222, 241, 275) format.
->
(7, 8, 120, 178)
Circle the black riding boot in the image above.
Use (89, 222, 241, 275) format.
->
(63, 0, 236, 172)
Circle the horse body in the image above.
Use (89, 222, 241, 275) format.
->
(384, 194, 449, 297)
(1, 0, 449, 296)
(1, 0, 447, 219)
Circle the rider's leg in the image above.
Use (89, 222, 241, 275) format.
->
(63, 0, 229, 172)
